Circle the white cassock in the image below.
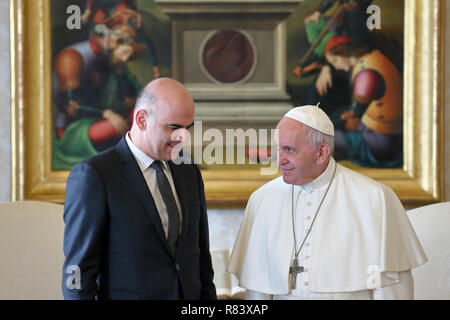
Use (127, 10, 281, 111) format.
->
(227, 157, 427, 300)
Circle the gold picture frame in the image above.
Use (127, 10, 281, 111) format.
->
(11, 0, 444, 208)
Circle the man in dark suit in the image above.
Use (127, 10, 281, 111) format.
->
(62, 78, 217, 300)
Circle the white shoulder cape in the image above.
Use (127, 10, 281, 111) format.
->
(227, 160, 427, 294)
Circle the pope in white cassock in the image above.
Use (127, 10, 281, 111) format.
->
(227, 105, 427, 300)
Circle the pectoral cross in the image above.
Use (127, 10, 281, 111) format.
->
(289, 257, 304, 289)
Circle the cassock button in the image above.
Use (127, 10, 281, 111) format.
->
(303, 281, 308, 286)
(305, 242, 310, 247)
(305, 255, 310, 260)
(306, 216, 311, 220)
(306, 202, 312, 206)
(175, 264, 180, 271)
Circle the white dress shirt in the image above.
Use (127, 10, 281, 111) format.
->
(125, 132, 182, 237)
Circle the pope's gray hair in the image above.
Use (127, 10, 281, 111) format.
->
(306, 127, 335, 157)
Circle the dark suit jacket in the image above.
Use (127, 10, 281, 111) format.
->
(62, 137, 217, 300)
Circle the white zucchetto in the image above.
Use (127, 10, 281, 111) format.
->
(283, 104, 335, 137)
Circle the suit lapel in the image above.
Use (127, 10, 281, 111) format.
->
(115, 137, 171, 254)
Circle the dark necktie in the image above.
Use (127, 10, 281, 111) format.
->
(151, 161, 180, 257)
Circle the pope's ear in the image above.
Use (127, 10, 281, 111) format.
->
(317, 143, 331, 164)
(135, 109, 147, 130)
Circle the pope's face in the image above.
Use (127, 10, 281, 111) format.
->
(276, 118, 321, 186)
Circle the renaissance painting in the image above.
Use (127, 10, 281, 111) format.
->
(286, 0, 405, 168)
(12, 0, 443, 206)
(50, 0, 405, 172)
(51, 0, 170, 170)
